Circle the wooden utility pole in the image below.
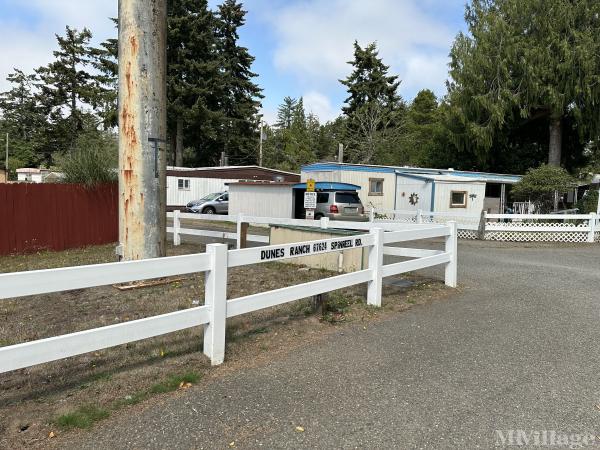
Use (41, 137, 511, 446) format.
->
(117, 0, 167, 261)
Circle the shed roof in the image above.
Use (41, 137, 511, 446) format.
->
(167, 165, 300, 182)
(292, 182, 361, 191)
(396, 172, 486, 183)
(301, 162, 522, 184)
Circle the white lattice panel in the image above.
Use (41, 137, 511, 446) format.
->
(486, 221, 588, 229)
(485, 231, 589, 243)
(458, 230, 479, 240)
(595, 231, 600, 242)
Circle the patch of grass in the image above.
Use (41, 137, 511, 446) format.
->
(149, 372, 201, 394)
(55, 405, 110, 429)
(112, 391, 149, 409)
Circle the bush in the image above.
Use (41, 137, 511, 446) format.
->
(576, 189, 599, 214)
(512, 165, 576, 212)
(58, 130, 117, 186)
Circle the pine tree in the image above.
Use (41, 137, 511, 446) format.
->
(90, 19, 118, 130)
(276, 96, 297, 129)
(36, 26, 102, 150)
(0, 70, 46, 167)
(340, 41, 404, 164)
(340, 41, 402, 116)
(215, 0, 263, 164)
(167, 0, 220, 166)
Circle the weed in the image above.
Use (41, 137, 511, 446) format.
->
(149, 372, 200, 394)
(56, 405, 110, 429)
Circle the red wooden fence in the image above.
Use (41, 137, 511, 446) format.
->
(0, 183, 118, 255)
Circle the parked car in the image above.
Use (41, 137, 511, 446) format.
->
(187, 192, 229, 214)
(314, 191, 368, 221)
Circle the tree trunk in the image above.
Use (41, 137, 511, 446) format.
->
(175, 116, 184, 167)
(548, 117, 562, 167)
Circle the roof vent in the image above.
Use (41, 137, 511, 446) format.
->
(273, 175, 285, 182)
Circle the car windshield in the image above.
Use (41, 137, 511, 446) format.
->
(200, 192, 223, 201)
(335, 192, 361, 204)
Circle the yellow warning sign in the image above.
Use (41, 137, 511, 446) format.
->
(306, 178, 316, 192)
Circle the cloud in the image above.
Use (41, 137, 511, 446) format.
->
(302, 91, 339, 123)
(265, 0, 456, 99)
(0, 1, 117, 92)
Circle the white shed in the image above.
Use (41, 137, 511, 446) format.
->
(228, 182, 296, 218)
(167, 166, 300, 208)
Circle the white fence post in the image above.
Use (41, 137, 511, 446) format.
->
(588, 213, 597, 243)
(236, 213, 243, 249)
(320, 216, 330, 229)
(173, 210, 181, 246)
(369, 208, 375, 222)
(416, 209, 423, 224)
(445, 221, 458, 287)
(203, 243, 228, 365)
(367, 227, 384, 307)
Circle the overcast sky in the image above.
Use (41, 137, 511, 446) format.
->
(0, 0, 467, 124)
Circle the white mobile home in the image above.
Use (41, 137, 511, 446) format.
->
(301, 163, 522, 214)
(167, 166, 300, 208)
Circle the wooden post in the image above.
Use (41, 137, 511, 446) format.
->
(118, 0, 167, 261)
(477, 210, 487, 240)
(239, 222, 249, 249)
(173, 210, 181, 246)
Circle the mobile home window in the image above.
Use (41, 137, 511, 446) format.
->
(177, 179, 190, 190)
(450, 191, 467, 208)
(369, 178, 384, 196)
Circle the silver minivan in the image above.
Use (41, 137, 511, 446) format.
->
(187, 192, 229, 214)
(314, 191, 368, 221)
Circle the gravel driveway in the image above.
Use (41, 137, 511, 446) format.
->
(58, 240, 600, 449)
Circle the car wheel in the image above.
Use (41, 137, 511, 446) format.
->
(314, 213, 324, 220)
(203, 206, 216, 215)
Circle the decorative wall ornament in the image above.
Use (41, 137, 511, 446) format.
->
(409, 193, 419, 206)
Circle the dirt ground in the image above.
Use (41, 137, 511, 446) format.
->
(0, 241, 451, 449)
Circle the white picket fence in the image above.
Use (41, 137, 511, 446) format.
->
(371, 209, 600, 243)
(0, 221, 457, 374)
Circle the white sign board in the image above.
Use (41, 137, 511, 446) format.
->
(304, 191, 317, 209)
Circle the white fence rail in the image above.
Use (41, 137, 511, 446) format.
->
(0, 222, 457, 374)
(167, 210, 446, 248)
(372, 209, 600, 243)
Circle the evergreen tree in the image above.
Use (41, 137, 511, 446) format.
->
(90, 19, 119, 130)
(275, 96, 297, 129)
(400, 89, 442, 166)
(215, 0, 263, 164)
(340, 41, 404, 164)
(36, 26, 102, 150)
(0, 70, 46, 168)
(340, 41, 402, 116)
(447, 0, 600, 168)
(167, 0, 220, 166)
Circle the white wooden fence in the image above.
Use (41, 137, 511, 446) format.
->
(0, 221, 457, 374)
(371, 208, 600, 243)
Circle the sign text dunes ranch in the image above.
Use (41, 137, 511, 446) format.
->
(260, 237, 364, 261)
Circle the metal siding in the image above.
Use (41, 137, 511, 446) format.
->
(339, 171, 396, 210)
(395, 178, 432, 211)
(167, 177, 237, 206)
(229, 185, 294, 218)
(434, 182, 486, 214)
(300, 170, 341, 182)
